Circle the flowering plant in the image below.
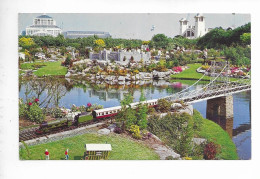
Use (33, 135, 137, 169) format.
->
(87, 103, 92, 107)
(173, 66, 183, 73)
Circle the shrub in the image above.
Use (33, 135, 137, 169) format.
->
(192, 110, 203, 131)
(204, 141, 220, 160)
(173, 66, 183, 72)
(148, 113, 194, 157)
(27, 103, 45, 123)
(50, 107, 66, 118)
(148, 107, 156, 114)
(64, 55, 71, 66)
(129, 125, 142, 139)
(157, 98, 172, 112)
(19, 99, 28, 117)
(201, 65, 210, 70)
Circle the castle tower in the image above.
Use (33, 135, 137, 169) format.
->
(179, 18, 189, 36)
(194, 13, 206, 38)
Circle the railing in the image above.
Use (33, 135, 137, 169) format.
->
(163, 64, 251, 103)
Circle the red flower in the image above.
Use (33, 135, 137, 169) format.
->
(28, 102, 32, 106)
(35, 98, 39, 102)
(87, 103, 92, 107)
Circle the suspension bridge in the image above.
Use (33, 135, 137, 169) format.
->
(162, 61, 251, 123)
(163, 61, 251, 104)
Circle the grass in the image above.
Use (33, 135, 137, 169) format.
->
(34, 61, 67, 76)
(20, 133, 160, 160)
(20, 61, 46, 70)
(193, 110, 238, 160)
(171, 63, 239, 82)
(20, 61, 67, 77)
(171, 64, 211, 81)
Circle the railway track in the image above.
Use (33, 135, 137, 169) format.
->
(19, 119, 109, 142)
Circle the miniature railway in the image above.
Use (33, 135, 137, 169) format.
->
(19, 119, 109, 142)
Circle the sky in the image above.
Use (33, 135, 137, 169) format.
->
(19, 13, 250, 40)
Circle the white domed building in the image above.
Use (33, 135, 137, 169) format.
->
(26, 14, 62, 37)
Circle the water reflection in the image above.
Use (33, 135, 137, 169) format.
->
(19, 78, 197, 108)
(209, 117, 234, 138)
(193, 91, 251, 159)
(19, 78, 251, 159)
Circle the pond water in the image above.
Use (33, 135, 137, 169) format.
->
(19, 78, 251, 159)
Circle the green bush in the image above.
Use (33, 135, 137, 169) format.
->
(51, 107, 66, 118)
(192, 109, 203, 131)
(157, 98, 172, 112)
(148, 113, 194, 157)
(27, 103, 45, 123)
(19, 100, 28, 117)
(129, 125, 142, 139)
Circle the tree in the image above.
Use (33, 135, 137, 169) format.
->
(150, 34, 170, 49)
(136, 90, 148, 129)
(19, 37, 36, 50)
(55, 34, 66, 47)
(94, 39, 106, 48)
(148, 113, 194, 157)
(240, 33, 251, 45)
(116, 94, 135, 131)
(64, 54, 71, 66)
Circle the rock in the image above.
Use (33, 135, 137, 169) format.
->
(171, 103, 183, 109)
(107, 124, 117, 132)
(97, 128, 110, 135)
(192, 138, 206, 145)
(118, 76, 125, 81)
(118, 81, 125, 85)
(152, 144, 180, 160)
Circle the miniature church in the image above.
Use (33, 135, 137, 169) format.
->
(179, 13, 210, 39)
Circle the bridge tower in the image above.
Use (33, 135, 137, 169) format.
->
(206, 95, 234, 137)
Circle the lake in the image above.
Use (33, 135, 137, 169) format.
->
(19, 78, 251, 159)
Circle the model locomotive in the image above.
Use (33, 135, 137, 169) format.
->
(35, 99, 159, 135)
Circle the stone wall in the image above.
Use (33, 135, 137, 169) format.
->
(108, 52, 119, 61)
(90, 50, 151, 62)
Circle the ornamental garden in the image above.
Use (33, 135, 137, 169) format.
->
(19, 22, 250, 160)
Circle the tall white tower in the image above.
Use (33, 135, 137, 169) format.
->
(194, 13, 206, 38)
(179, 18, 189, 36)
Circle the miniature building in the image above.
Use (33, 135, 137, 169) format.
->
(84, 144, 112, 160)
(179, 13, 210, 39)
(89, 49, 151, 64)
(63, 31, 111, 39)
(26, 14, 62, 37)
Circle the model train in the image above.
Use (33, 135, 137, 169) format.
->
(35, 99, 159, 135)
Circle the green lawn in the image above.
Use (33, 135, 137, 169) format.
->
(193, 110, 238, 160)
(34, 61, 67, 76)
(20, 133, 160, 160)
(20, 61, 67, 77)
(171, 64, 211, 81)
(171, 63, 239, 82)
